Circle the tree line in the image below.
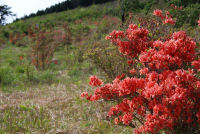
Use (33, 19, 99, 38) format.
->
(1, 0, 199, 25)
(18, 0, 116, 21)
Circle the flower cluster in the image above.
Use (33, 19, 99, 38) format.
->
(105, 24, 150, 58)
(170, 4, 183, 10)
(82, 12, 200, 134)
(139, 31, 196, 70)
(89, 75, 103, 87)
(153, 9, 163, 19)
(153, 9, 175, 25)
(198, 19, 200, 27)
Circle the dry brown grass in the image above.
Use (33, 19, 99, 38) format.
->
(0, 82, 133, 134)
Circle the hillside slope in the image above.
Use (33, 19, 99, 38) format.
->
(0, 0, 199, 133)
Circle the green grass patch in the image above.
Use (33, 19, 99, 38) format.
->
(0, 105, 51, 133)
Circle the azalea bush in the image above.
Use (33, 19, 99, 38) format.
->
(9, 32, 26, 46)
(124, 12, 175, 41)
(31, 29, 67, 70)
(81, 10, 200, 134)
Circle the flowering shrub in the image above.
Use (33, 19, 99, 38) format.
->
(81, 20, 200, 133)
(122, 12, 175, 42)
(9, 32, 26, 46)
(62, 23, 72, 44)
(31, 31, 56, 70)
(31, 29, 67, 70)
(153, 9, 175, 25)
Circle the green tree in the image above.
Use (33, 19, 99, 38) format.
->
(119, 0, 145, 23)
(0, 5, 15, 25)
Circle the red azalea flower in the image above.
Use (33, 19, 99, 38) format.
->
(54, 60, 58, 64)
(153, 9, 163, 19)
(89, 76, 103, 87)
(19, 56, 24, 60)
(129, 68, 136, 75)
(163, 17, 175, 25)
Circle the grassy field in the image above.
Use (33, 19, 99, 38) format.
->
(0, 1, 135, 133)
(0, 83, 133, 133)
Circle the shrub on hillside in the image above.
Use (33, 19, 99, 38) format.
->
(169, 3, 200, 27)
(85, 40, 128, 80)
(82, 11, 200, 134)
(30, 31, 58, 70)
(29, 25, 70, 70)
(85, 16, 129, 80)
